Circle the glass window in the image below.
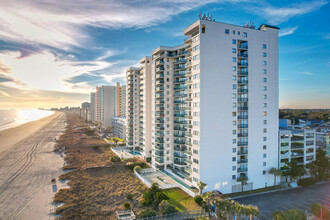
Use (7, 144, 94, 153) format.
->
(232, 166, 236, 170)
(263, 162, 266, 166)
(263, 111, 267, 116)
(244, 32, 247, 37)
(232, 175, 236, 179)
(263, 52, 267, 57)
(232, 112, 236, 116)
(232, 66, 236, 71)
(263, 61, 267, 66)
(233, 85, 237, 89)
(232, 102, 237, 107)
(264, 120, 267, 125)
(232, 93, 237, 98)
(233, 30, 236, 34)
(193, 168, 198, 173)
(232, 157, 236, 162)
(233, 130, 236, 134)
(232, 139, 236, 144)
(238, 31, 240, 35)
(263, 145, 267, 150)
(225, 29, 229, 34)
(263, 86, 267, 91)
(263, 103, 267, 107)
(263, 153, 267, 158)
(232, 48, 236, 53)
(232, 75, 237, 80)
(263, 95, 267, 99)
(263, 170, 266, 175)
(263, 44, 267, 49)
(263, 128, 267, 133)
(263, 137, 267, 141)
(232, 57, 236, 62)
(263, 69, 267, 74)
(232, 39, 236, 44)
(263, 78, 267, 82)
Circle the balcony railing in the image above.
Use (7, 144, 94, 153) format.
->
(238, 124, 248, 128)
(238, 115, 248, 119)
(238, 133, 248, 137)
(238, 141, 248, 146)
(237, 150, 248, 155)
(237, 167, 248, 172)
(238, 107, 248, 111)
(237, 159, 248, 164)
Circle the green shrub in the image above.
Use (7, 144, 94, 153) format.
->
(126, 193, 133, 200)
(92, 145, 100, 150)
(146, 157, 152, 163)
(311, 204, 330, 219)
(125, 161, 147, 170)
(133, 166, 141, 173)
(297, 177, 316, 186)
(194, 195, 204, 206)
(155, 191, 169, 204)
(273, 208, 306, 220)
(138, 208, 157, 218)
(159, 200, 178, 215)
(123, 202, 131, 209)
(110, 155, 121, 163)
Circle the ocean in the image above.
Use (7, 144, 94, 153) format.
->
(0, 109, 54, 131)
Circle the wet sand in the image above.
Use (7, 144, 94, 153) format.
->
(0, 112, 67, 220)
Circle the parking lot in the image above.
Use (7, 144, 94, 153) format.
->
(234, 183, 330, 220)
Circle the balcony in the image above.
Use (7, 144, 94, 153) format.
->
(237, 150, 248, 155)
(237, 80, 248, 84)
(174, 153, 188, 159)
(237, 159, 248, 164)
(237, 44, 248, 49)
(237, 89, 248, 93)
(238, 124, 248, 128)
(156, 67, 165, 73)
(156, 73, 164, 79)
(155, 60, 164, 66)
(238, 107, 248, 111)
(174, 160, 187, 166)
(237, 167, 248, 172)
(238, 62, 248, 67)
(237, 98, 248, 102)
(174, 85, 188, 90)
(174, 58, 186, 64)
(156, 86, 164, 91)
(156, 80, 165, 85)
(237, 53, 248, 58)
(237, 70, 248, 76)
(238, 141, 248, 146)
(238, 115, 248, 119)
(155, 157, 164, 164)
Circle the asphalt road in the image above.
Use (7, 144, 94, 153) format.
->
(234, 183, 330, 220)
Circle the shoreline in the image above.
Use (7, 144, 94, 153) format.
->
(0, 112, 67, 220)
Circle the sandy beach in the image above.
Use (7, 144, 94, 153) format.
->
(0, 112, 67, 220)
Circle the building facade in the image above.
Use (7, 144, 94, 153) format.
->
(279, 129, 316, 169)
(120, 85, 126, 118)
(81, 102, 91, 121)
(90, 92, 97, 123)
(126, 67, 141, 149)
(148, 19, 279, 193)
(112, 117, 127, 140)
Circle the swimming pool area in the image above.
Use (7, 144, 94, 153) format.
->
(129, 150, 141, 155)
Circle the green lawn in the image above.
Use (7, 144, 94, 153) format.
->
(163, 188, 201, 212)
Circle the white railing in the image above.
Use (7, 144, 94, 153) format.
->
(134, 170, 152, 188)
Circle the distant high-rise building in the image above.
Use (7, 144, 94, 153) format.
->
(90, 92, 97, 123)
(81, 102, 91, 121)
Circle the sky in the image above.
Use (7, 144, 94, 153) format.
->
(0, 0, 329, 109)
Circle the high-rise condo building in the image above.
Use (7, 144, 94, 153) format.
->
(120, 85, 126, 118)
(139, 57, 152, 158)
(90, 92, 97, 123)
(126, 67, 141, 150)
(150, 19, 279, 194)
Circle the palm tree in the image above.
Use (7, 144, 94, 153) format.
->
(247, 205, 260, 220)
(268, 168, 282, 186)
(237, 176, 248, 192)
(198, 181, 207, 195)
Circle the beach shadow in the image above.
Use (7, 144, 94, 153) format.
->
(52, 184, 58, 193)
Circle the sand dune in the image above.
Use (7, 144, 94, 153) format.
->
(0, 112, 67, 220)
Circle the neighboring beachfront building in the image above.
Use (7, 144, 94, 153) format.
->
(81, 102, 91, 121)
(120, 85, 126, 118)
(139, 57, 153, 159)
(98, 85, 116, 129)
(279, 129, 316, 170)
(112, 117, 127, 140)
(146, 18, 279, 194)
(126, 67, 141, 150)
(90, 92, 97, 123)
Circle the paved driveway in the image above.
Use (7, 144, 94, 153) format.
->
(234, 183, 330, 220)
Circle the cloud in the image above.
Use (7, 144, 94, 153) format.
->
(296, 72, 317, 76)
(0, 0, 222, 50)
(260, 0, 328, 25)
(0, 60, 12, 74)
(279, 26, 299, 37)
(0, 51, 113, 93)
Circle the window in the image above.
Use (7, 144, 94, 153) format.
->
(233, 30, 236, 34)
(263, 137, 267, 141)
(225, 29, 229, 34)
(233, 121, 237, 126)
(232, 66, 236, 71)
(193, 93, 199, 98)
(193, 102, 199, 107)
(263, 111, 267, 116)
(263, 120, 267, 125)
(263, 162, 266, 166)
(263, 61, 267, 66)
(193, 158, 199, 164)
(193, 177, 199, 182)
(263, 95, 267, 99)
(193, 121, 199, 126)
(233, 130, 236, 135)
(263, 86, 267, 91)
(232, 157, 236, 162)
(232, 147, 236, 152)
(263, 78, 267, 82)
(193, 168, 198, 173)
(193, 83, 199, 89)
(232, 85, 237, 89)
(232, 139, 237, 144)
(263, 153, 267, 158)
(263, 145, 267, 150)
(263, 52, 267, 57)
(263, 170, 266, 175)
(263, 103, 267, 108)
(193, 74, 200, 79)
(193, 45, 200, 51)
(232, 166, 236, 170)
(232, 102, 237, 107)
(232, 39, 236, 44)
(193, 131, 199, 136)
(232, 57, 236, 62)
(238, 31, 240, 35)
(193, 64, 200, 70)
(232, 75, 237, 80)
(263, 128, 267, 133)
(263, 69, 267, 74)
(244, 32, 247, 37)
(232, 93, 237, 98)
(232, 112, 236, 116)
(232, 48, 236, 53)
(232, 175, 236, 179)
(263, 44, 267, 49)
(202, 24, 206, 33)
(193, 55, 200, 60)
